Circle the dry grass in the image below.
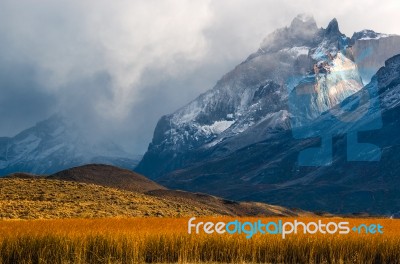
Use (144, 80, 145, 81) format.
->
(0, 178, 312, 219)
(0, 217, 399, 263)
(0, 179, 219, 218)
(1, 177, 399, 263)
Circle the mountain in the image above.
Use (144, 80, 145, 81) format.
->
(136, 15, 400, 215)
(0, 164, 313, 219)
(351, 29, 400, 84)
(154, 54, 400, 215)
(0, 115, 140, 176)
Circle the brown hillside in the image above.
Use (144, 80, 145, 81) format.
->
(0, 178, 217, 219)
(47, 164, 311, 217)
(48, 164, 165, 193)
(1, 164, 314, 219)
(146, 189, 312, 217)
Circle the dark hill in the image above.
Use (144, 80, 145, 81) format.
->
(2, 164, 315, 218)
(48, 164, 165, 193)
(146, 189, 311, 217)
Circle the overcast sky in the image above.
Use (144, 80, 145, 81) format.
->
(1, 0, 399, 154)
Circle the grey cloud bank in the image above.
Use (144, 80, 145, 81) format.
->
(0, 0, 399, 154)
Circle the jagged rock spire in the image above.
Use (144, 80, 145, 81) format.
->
(325, 18, 341, 36)
(290, 13, 318, 31)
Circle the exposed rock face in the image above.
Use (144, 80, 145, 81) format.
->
(137, 16, 400, 214)
(154, 54, 400, 215)
(351, 30, 400, 84)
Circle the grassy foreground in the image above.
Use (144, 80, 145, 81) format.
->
(0, 178, 309, 219)
(0, 217, 399, 263)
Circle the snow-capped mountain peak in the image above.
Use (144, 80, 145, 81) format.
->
(290, 13, 318, 29)
(137, 16, 400, 181)
(0, 115, 139, 175)
(259, 14, 319, 53)
(352, 29, 393, 41)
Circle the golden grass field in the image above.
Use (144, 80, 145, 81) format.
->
(0, 179, 220, 218)
(0, 217, 399, 264)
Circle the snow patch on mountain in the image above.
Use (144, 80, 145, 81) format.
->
(200, 120, 235, 135)
(136, 15, 400, 181)
(281, 46, 309, 57)
(356, 30, 393, 40)
(230, 120, 255, 134)
(311, 40, 338, 61)
(359, 34, 391, 40)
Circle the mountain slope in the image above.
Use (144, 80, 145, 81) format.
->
(145, 189, 312, 217)
(351, 29, 400, 84)
(136, 16, 400, 179)
(136, 16, 400, 215)
(157, 54, 400, 215)
(0, 115, 140, 176)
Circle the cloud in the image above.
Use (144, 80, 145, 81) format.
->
(0, 0, 212, 114)
(0, 0, 399, 153)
